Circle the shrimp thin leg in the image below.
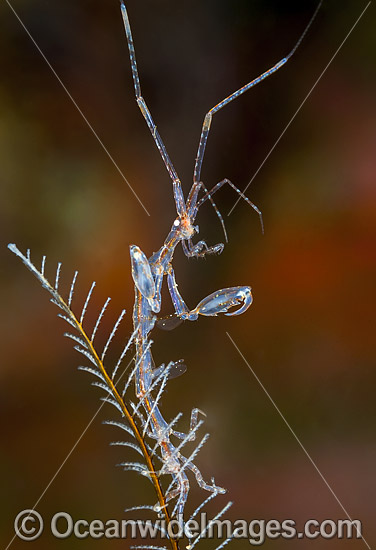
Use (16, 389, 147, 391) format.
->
(172, 408, 205, 441)
(197, 178, 264, 233)
(186, 462, 225, 494)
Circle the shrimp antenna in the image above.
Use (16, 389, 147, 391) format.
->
(120, 1, 186, 217)
(193, 0, 323, 205)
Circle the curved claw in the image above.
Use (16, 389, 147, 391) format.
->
(225, 286, 253, 316)
(190, 286, 252, 318)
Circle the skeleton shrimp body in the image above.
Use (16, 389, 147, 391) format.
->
(130, 214, 253, 515)
(122, 0, 322, 519)
(132, 283, 190, 513)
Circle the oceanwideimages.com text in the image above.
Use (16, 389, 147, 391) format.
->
(15, 509, 362, 545)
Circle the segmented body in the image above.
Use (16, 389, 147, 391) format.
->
(122, 0, 322, 519)
(132, 285, 190, 515)
(131, 217, 229, 517)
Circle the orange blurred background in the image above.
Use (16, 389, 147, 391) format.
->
(1, 1, 375, 548)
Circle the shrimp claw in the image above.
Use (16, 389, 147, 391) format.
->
(185, 286, 253, 320)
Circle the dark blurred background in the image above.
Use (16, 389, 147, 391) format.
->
(1, 0, 375, 548)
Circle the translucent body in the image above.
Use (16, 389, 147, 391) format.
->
(121, 0, 323, 519)
(130, 225, 242, 515)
